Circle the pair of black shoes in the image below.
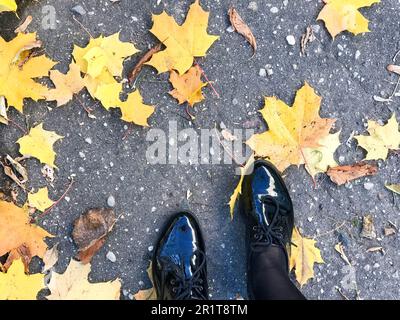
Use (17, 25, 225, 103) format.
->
(152, 160, 294, 300)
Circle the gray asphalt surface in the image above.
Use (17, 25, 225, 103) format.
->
(0, 0, 400, 300)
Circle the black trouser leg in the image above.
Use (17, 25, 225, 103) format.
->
(249, 245, 306, 300)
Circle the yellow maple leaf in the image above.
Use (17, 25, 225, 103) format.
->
(302, 131, 341, 178)
(95, 82, 123, 110)
(133, 261, 157, 300)
(119, 91, 155, 127)
(228, 154, 255, 219)
(47, 259, 121, 300)
(45, 63, 85, 106)
(17, 123, 63, 168)
(28, 187, 54, 212)
(169, 65, 208, 107)
(0, 259, 44, 300)
(84, 69, 117, 99)
(0, 200, 53, 266)
(355, 113, 400, 160)
(73, 33, 138, 78)
(146, 0, 219, 75)
(289, 227, 324, 287)
(246, 83, 336, 172)
(0, 32, 56, 112)
(0, 0, 17, 13)
(317, 0, 380, 38)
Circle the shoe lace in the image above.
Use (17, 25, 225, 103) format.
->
(161, 250, 207, 300)
(250, 195, 290, 252)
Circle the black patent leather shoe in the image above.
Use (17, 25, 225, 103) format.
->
(239, 160, 295, 294)
(152, 212, 208, 300)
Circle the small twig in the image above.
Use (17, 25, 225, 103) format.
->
(314, 220, 346, 239)
(72, 15, 93, 39)
(194, 61, 220, 98)
(34, 178, 75, 221)
(335, 287, 350, 300)
(129, 43, 162, 85)
(76, 95, 94, 117)
(213, 127, 244, 167)
(185, 105, 196, 121)
(8, 118, 28, 135)
(122, 123, 134, 140)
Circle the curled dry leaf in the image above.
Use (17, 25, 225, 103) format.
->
(42, 243, 59, 273)
(387, 64, 400, 75)
(334, 242, 351, 265)
(14, 16, 33, 34)
(360, 214, 377, 240)
(300, 26, 315, 56)
(327, 162, 378, 186)
(0, 96, 8, 124)
(228, 6, 257, 57)
(2, 155, 28, 190)
(72, 208, 117, 264)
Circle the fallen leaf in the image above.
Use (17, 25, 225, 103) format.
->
(119, 90, 155, 127)
(0, 32, 56, 112)
(169, 65, 207, 107)
(42, 243, 59, 273)
(45, 63, 86, 106)
(46, 259, 121, 300)
(17, 123, 63, 168)
(0, 95, 8, 124)
(14, 16, 33, 33)
(384, 226, 396, 237)
(289, 227, 324, 287)
(228, 154, 255, 219)
(334, 242, 351, 265)
(0, 259, 44, 300)
(28, 187, 55, 212)
(146, 0, 219, 75)
(355, 114, 400, 160)
(73, 33, 138, 78)
(360, 214, 376, 239)
(228, 6, 257, 56)
(2, 244, 31, 272)
(2, 154, 28, 189)
(327, 162, 377, 185)
(72, 208, 116, 264)
(94, 82, 123, 110)
(387, 64, 400, 75)
(0, 200, 53, 267)
(0, 0, 17, 13)
(303, 132, 341, 178)
(133, 261, 157, 300)
(317, 0, 380, 39)
(246, 82, 336, 172)
(129, 43, 162, 84)
(300, 26, 315, 56)
(385, 184, 400, 195)
(366, 246, 384, 254)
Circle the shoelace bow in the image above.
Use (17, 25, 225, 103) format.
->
(250, 195, 290, 252)
(161, 250, 207, 300)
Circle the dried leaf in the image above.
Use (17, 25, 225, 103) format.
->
(28, 187, 54, 212)
(360, 214, 376, 240)
(327, 162, 377, 186)
(2, 155, 28, 189)
(334, 242, 351, 265)
(72, 208, 117, 264)
(46, 259, 121, 300)
(228, 6, 257, 56)
(385, 184, 400, 195)
(42, 243, 59, 273)
(246, 83, 336, 172)
(14, 16, 33, 34)
(387, 64, 400, 75)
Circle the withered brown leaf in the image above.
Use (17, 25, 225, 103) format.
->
(228, 7, 257, 57)
(327, 162, 378, 186)
(72, 208, 117, 264)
